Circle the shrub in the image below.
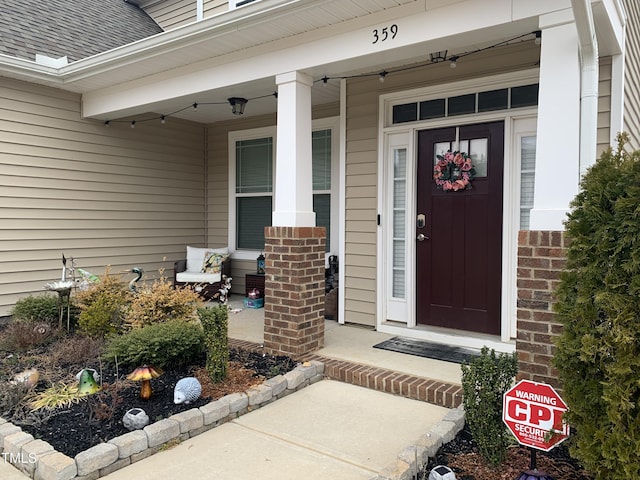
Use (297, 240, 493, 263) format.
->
(460, 346, 518, 467)
(75, 268, 130, 337)
(199, 306, 228, 382)
(47, 335, 104, 369)
(0, 322, 61, 352)
(103, 319, 205, 370)
(11, 294, 61, 326)
(553, 133, 640, 479)
(122, 276, 201, 329)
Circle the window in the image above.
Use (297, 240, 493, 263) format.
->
(390, 83, 539, 125)
(312, 129, 332, 251)
(519, 135, 537, 229)
(235, 137, 273, 249)
(230, 124, 336, 255)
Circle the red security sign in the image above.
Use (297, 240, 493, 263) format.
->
(503, 379, 569, 451)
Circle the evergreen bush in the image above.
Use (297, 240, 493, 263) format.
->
(11, 294, 63, 326)
(554, 133, 640, 479)
(122, 276, 201, 329)
(75, 269, 130, 337)
(103, 319, 205, 369)
(461, 346, 518, 467)
(199, 306, 229, 382)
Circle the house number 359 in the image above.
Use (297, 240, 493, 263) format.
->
(372, 24, 398, 44)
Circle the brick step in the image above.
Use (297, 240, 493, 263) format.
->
(229, 338, 462, 409)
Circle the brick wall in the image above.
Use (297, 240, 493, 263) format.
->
(262, 226, 326, 357)
(516, 230, 568, 389)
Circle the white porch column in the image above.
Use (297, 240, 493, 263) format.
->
(529, 19, 581, 231)
(272, 71, 316, 227)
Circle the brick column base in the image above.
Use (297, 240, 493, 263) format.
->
(516, 230, 568, 390)
(263, 226, 326, 357)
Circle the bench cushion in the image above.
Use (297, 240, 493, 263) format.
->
(176, 271, 222, 283)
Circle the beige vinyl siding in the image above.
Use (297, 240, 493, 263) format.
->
(597, 57, 613, 157)
(342, 42, 540, 327)
(623, 0, 640, 150)
(143, 0, 196, 30)
(203, 0, 229, 19)
(0, 78, 206, 316)
(343, 83, 378, 326)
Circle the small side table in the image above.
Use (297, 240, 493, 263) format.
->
(245, 273, 266, 301)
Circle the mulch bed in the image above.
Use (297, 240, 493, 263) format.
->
(424, 424, 594, 480)
(4, 348, 297, 458)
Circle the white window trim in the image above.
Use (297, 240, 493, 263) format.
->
(228, 117, 340, 260)
(377, 70, 539, 353)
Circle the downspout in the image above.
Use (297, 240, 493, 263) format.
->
(571, 0, 599, 177)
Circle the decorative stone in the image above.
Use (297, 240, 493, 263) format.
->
(173, 377, 202, 404)
(11, 368, 39, 388)
(122, 408, 149, 431)
(75, 443, 118, 477)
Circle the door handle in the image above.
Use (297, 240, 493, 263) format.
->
(417, 233, 429, 241)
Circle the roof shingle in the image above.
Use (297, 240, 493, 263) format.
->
(0, 0, 163, 63)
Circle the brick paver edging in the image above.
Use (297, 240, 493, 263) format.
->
(229, 339, 463, 409)
(0, 360, 324, 480)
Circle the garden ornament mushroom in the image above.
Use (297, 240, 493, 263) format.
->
(127, 365, 162, 400)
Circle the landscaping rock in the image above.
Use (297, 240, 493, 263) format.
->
(4, 431, 34, 461)
(285, 369, 306, 390)
(199, 399, 230, 425)
(219, 392, 248, 413)
(169, 408, 204, 433)
(144, 418, 180, 448)
(263, 375, 287, 396)
(247, 384, 273, 406)
(34, 451, 77, 480)
(74, 442, 119, 476)
(20, 439, 54, 476)
(108, 430, 148, 459)
(0, 423, 21, 448)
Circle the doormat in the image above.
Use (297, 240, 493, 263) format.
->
(373, 336, 481, 364)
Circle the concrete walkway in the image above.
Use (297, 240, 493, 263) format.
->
(92, 380, 451, 480)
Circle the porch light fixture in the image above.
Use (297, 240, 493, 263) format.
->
(449, 55, 459, 68)
(378, 70, 388, 83)
(534, 30, 542, 45)
(429, 50, 448, 63)
(228, 97, 248, 115)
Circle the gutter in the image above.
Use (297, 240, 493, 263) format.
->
(571, 0, 599, 177)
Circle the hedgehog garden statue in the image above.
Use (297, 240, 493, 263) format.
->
(174, 377, 202, 404)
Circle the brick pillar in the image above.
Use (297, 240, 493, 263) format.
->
(516, 230, 568, 390)
(263, 226, 326, 357)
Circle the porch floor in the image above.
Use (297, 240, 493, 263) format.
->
(226, 297, 464, 408)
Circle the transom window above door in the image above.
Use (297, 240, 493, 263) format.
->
(391, 83, 539, 125)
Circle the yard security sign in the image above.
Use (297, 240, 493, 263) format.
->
(503, 379, 569, 451)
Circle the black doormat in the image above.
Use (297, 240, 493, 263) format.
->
(373, 336, 481, 364)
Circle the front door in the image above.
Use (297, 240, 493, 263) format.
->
(416, 122, 504, 335)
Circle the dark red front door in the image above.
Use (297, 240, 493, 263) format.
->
(416, 122, 504, 335)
